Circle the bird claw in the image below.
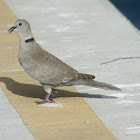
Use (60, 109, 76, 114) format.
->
(48, 98, 55, 103)
(35, 100, 46, 105)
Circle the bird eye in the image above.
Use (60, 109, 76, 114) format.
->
(19, 23, 22, 26)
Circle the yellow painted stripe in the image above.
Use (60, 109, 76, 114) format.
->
(0, 0, 116, 139)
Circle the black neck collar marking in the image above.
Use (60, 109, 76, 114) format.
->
(25, 37, 34, 43)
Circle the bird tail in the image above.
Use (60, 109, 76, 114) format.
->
(66, 79, 121, 91)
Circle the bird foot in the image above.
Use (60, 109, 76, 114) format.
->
(35, 100, 46, 105)
(35, 98, 55, 105)
(35, 89, 56, 105)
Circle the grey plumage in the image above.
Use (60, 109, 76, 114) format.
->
(8, 19, 121, 104)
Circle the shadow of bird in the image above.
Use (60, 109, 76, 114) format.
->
(0, 77, 118, 99)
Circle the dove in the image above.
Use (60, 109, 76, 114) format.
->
(8, 19, 121, 104)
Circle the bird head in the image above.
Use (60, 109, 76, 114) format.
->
(8, 19, 32, 40)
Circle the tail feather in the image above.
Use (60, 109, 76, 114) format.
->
(77, 73, 95, 80)
(91, 80, 121, 91)
(66, 79, 121, 91)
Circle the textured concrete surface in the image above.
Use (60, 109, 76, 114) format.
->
(0, 88, 34, 140)
(0, 0, 117, 139)
(4, 0, 140, 139)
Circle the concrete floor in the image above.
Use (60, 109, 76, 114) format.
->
(0, 1, 117, 140)
(3, 0, 140, 139)
(0, 88, 34, 140)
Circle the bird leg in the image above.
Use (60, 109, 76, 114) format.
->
(48, 89, 55, 102)
(35, 88, 55, 104)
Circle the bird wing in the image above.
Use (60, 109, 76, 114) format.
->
(20, 48, 78, 86)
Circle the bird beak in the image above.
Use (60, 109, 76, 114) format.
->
(8, 26, 17, 33)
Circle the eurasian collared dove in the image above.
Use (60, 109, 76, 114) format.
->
(8, 19, 121, 104)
